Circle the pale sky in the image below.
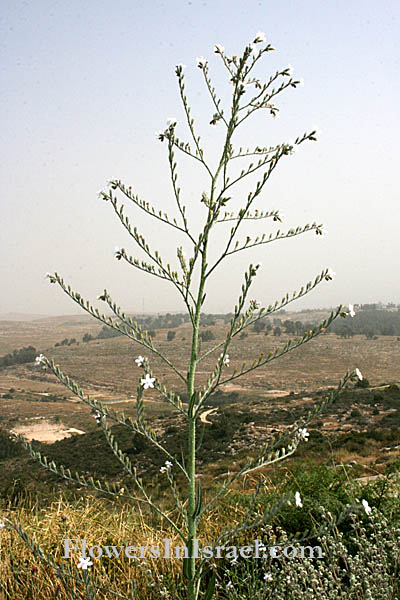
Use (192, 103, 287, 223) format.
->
(1, 0, 399, 316)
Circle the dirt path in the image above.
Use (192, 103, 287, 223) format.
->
(14, 420, 86, 443)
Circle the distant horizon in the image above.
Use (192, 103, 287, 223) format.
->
(0, 300, 398, 322)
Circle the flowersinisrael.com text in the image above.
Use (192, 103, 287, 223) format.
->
(63, 538, 323, 561)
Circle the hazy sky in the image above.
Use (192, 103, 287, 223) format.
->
(1, 0, 399, 316)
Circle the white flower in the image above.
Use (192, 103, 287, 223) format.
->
(264, 572, 273, 581)
(295, 491, 303, 508)
(141, 374, 155, 389)
(160, 461, 172, 474)
(214, 43, 225, 54)
(254, 31, 266, 43)
(287, 63, 294, 75)
(165, 460, 173, 468)
(167, 117, 177, 126)
(355, 368, 363, 381)
(196, 56, 207, 67)
(0, 521, 5, 529)
(106, 178, 118, 186)
(348, 304, 356, 318)
(325, 267, 336, 280)
(258, 542, 267, 552)
(299, 428, 309, 441)
(361, 499, 371, 515)
(35, 354, 44, 366)
(135, 355, 145, 367)
(219, 353, 230, 366)
(77, 557, 93, 570)
(94, 411, 103, 424)
(226, 581, 234, 590)
(160, 466, 168, 473)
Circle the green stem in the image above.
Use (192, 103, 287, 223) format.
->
(186, 230, 209, 600)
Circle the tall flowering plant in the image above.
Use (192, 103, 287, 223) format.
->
(4, 33, 363, 600)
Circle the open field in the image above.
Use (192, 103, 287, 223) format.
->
(1, 312, 400, 600)
(0, 311, 399, 496)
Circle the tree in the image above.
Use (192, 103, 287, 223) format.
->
(167, 330, 176, 342)
(11, 34, 359, 600)
(253, 319, 266, 333)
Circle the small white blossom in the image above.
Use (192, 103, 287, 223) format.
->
(295, 491, 303, 507)
(225, 581, 234, 590)
(77, 557, 93, 570)
(94, 411, 103, 424)
(141, 374, 155, 389)
(264, 572, 273, 581)
(160, 461, 172, 474)
(35, 354, 44, 366)
(254, 31, 266, 43)
(348, 304, 356, 318)
(355, 368, 363, 381)
(362, 499, 371, 515)
(299, 428, 309, 441)
(214, 43, 225, 54)
(196, 56, 207, 67)
(106, 178, 118, 186)
(135, 355, 145, 367)
(0, 521, 5, 529)
(325, 267, 336, 280)
(258, 542, 267, 552)
(219, 353, 230, 366)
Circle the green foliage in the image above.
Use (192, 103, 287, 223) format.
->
(167, 330, 176, 341)
(0, 345, 37, 368)
(331, 308, 400, 337)
(199, 329, 216, 342)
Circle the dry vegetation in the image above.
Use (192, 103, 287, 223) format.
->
(1, 313, 400, 598)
